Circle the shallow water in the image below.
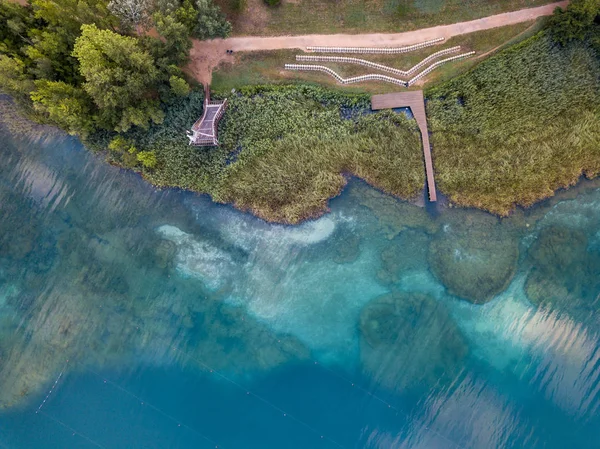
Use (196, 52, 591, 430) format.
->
(0, 128, 599, 449)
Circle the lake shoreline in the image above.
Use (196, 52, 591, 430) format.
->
(2, 91, 598, 227)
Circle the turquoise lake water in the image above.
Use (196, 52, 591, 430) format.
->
(0, 126, 599, 448)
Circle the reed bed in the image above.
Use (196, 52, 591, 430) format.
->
(212, 86, 424, 223)
(427, 32, 600, 215)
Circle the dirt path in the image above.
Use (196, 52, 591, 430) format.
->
(188, 1, 567, 84)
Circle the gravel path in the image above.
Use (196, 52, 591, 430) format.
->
(188, 1, 567, 84)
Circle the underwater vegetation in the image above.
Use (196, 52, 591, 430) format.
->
(359, 291, 468, 391)
(377, 229, 430, 284)
(350, 185, 439, 239)
(525, 225, 600, 325)
(427, 211, 519, 303)
(0, 133, 312, 409)
(0, 219, 311, 408)
(332, 233, 362, 264)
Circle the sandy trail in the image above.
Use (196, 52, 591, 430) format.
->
(188, 1, 567, 84)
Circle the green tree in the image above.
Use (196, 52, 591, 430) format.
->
(193, 0, 231, 39)
(30, 80, 95, 136)
(24, 28, 81, 82)
(550, 0, 600, 43)
(108, 135, 134, 153)
(136, 150, 158, 168)
(0, 2, 34, 57)
(155, 0, 181, 14)
(31, 0, 117, 36)
(0, 55, 34, 104)
(173, 0, 198, 32)
(73, 24, 164, 132)
(152, 11, 192, 65)
(169, 75, 190, 96)
(108, 135, 139, 167)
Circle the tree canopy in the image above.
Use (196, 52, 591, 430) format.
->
(73, 24, 163, 132)
(30, 80, 96, 136)
(0, 0, 234, 172)
(0, 0, 233, 144)
(549, 0, 600, 48)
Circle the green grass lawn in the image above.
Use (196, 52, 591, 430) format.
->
(216, 0, 555, 36)
(211, 20, 542, 94)
(427, 32, 600, 215)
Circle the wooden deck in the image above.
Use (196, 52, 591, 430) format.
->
(371, 91, 437, 202)
(187, 87, 227, 146)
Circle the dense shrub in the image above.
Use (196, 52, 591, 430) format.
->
(548, 0, 600, 47)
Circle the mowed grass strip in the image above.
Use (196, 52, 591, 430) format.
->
(427, 32, 600, 215)
(217, 0, 554, 36)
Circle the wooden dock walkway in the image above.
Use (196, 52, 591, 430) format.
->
(371, 91, 437, 202)
(187, 86, 227, 146)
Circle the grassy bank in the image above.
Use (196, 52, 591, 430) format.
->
(130, 85, 423, 223)
(217, 0, 554, 36)
(427, 32, 600, 215)
(105, 28, 600, 223)
(211, 20, 542, 94)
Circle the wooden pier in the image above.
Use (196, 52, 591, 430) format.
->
(187, 87, 227, 146)
(371, 91, 437, 202)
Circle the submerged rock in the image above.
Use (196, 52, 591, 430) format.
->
(428, 212, 519, 304)
(525, 226, 600, 321)
(359, 292, 468, 391)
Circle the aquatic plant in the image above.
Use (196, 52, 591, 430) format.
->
(210, 86, 424, 223)
(428, 211, 519, 303)
(377, 229, 430, 284)
(0, 188, 41, 261)
(332, 233, 362, 264)
(525, 225, 600, 323)
(153, 239, 178, 270)
(350, 185, 439, 239)
(359, 291, 468, 391)
(191, 303, 310, 374)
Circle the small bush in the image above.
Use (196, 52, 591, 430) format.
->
(230, 0, 246, 11)
(263, 0, 281, 6)
(137, 151, 158, 169)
